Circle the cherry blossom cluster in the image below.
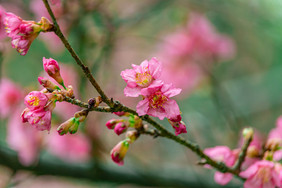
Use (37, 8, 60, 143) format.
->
(121, 57, 187, 136)
(4, 11, 52, 55)
(203, 118, 282, 187)
(21, 57, 79, 133)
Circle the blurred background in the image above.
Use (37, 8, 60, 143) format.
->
(0, 0, 282, 187)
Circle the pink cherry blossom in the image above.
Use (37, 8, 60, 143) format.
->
(0, 79, 23, 118)
(7, 108, 41, 166)
(24, 91, 48, 111)
(114, 122, 128, 135)
(4, 12, 22, 37)
(204, 146, 239, 185)
(22, 108, 52, 131)
(46, 130, 91, 162)
(136, 81, 181, 120)
(121, 57, 162, 97)
(111, 140, 130, 166)
(240, 160, 281, 188)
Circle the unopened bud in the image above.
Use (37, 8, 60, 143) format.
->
(243, 127, 254, 140)
(74, 110, 89, 123)
(43, 57, 66, 89)
(69, 120, 80, 134)
(38, 77, 60, 90)
(106, 119, 122, 129)
(110, 140, 130, 166)
(57, 117, 76, 135)
(114, 122, 128, 135)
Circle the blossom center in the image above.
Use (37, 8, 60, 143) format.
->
(149, 91, 168, 108)
(257, 168, 271, 183)
(27, 96, 40, 107)
(135, 72, 153, 87)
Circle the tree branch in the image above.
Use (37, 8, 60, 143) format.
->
(42, 0, 245, 181)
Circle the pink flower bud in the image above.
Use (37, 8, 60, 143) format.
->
(110, 140, 130, 166)
(24, 91, 48, 111)
(43, 57, 65, 88)
(168, 120, 187, 136)
(105, 119, 119, 129)
(38, 77, 60, 90)
(114, 122, 128, 136)
(57, 117, 76, 135)
(113, 112, 126, 116)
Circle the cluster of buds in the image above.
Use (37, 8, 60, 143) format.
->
(21, 57, 74, 132)
(111, 130, 139, 166)
(121, 57, 187, 136)
(106, 113, 145, 165)
(106, 113, 141, 136)
(4, 12, 53, 55)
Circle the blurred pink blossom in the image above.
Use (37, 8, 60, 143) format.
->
(240, 160, 281, 188)
(136, 81, 181, 120)
(158, 13, 235, 95)
(7, 108, 41, 166)
(0, 6, 6, 40)
(266, 116, 282, 151)
(46, 130, 91, 162)
(204, 146, 239, 185)
(0, 79, 23, 118)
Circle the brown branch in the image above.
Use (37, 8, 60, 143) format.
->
(42, 0, 245, 181)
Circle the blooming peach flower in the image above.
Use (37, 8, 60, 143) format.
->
(136, 81, 181, 120)
(240, 160, 281, 188)
(46, 130, 91, 162)
(24, 91, 48, 111)
(7, 108, 41, 166)
(111, 140, 130, 166)
(22, 108, 52, 131)
(204, 146, 239, 185)
(4, 12, 22, 37)
(0, 79, 23, 118)
(121, 57, 162, 97)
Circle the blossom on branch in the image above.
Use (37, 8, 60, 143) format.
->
(121, 57, 162, 97)
(136, 81, 182, 120)
(4, 12, 52, 55)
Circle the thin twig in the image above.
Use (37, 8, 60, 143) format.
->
(232, 135, 253, 173)
(42, 0, 245, 180)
